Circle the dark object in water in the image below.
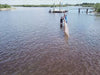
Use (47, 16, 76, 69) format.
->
(60, 17, 63, 28)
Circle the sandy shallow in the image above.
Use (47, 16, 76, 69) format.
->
(0, 8, 15, 11)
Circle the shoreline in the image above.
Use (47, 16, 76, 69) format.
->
(0, 8, 16, 11)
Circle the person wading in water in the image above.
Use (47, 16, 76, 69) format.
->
(60, 17, 63, 28)
(60, 13, 67, 28)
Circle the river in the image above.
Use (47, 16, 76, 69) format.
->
(0, 6, 100, 75)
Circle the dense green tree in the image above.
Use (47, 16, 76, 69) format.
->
(94, 3, 100, 12)
(0, 4, 11, 8)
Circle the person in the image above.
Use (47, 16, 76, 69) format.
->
(60, 17, 63, 28)
(64, 14, 67, 23)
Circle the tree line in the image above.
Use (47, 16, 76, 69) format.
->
(0, 4, 11, 8)
(75, 3, 100, 12)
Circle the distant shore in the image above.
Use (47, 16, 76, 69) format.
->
(13, 4, 68, 7)
(0, 3, 100, 12)
(75, 3, 100, 12)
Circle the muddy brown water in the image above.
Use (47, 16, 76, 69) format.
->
(0, 6, 100, 75)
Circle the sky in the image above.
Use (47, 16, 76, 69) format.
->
(0, 0, 100, 5)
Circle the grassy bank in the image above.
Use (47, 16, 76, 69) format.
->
(0, 4, 11, 8)
(13, 4, 67, 7)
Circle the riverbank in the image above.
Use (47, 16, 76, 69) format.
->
(75, 3, 100, 12)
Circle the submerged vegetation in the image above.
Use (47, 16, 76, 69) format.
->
(0, 4, 11, 8)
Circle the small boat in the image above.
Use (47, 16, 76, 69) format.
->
(49, 0, 68, 13)
(49, 9, 68, 13)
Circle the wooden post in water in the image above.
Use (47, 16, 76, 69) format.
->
(78, 8, 80, 13)
(86, 9, 88, 14)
